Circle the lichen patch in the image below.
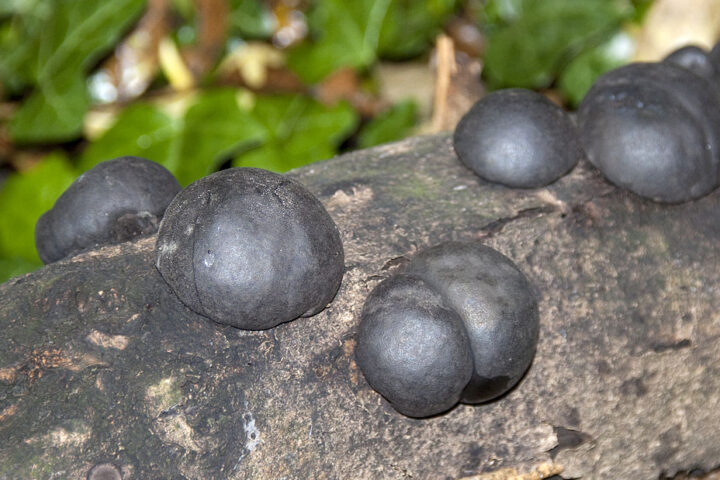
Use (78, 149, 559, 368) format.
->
(86, 330, 130, 350)
(326, 186, 374, 210)
(25, 422, 91, 448)
(154, 414, 201, 452)
(146, 377, 182, 414)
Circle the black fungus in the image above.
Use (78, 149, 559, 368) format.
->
(155, 167, 344, 330)
(453, 88, 581, 188)
(577, 62, 720, 203)
(86, 463, 122, 480)
(663, 45, 716, 78)
(355, 241, 539, 417)
(35, 156, 181, 264)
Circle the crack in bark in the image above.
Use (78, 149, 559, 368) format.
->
(477, 205, 558, 239)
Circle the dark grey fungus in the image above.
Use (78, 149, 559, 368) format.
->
(87, 463, 122, 480)
(35, 156, 181, 264)
(355, 241, 539, 418)
(155, 167, 344, 330)
(453, 88, 581, 188)
(663, 45, 716, 78)
(578, 62, 720, 203)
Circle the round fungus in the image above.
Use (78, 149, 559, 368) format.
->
(355, 241, 539, 418)
(36, 156, 181, 264)
(578, 62, 720, 203)
(155, 167, 344, 330)
(453, 88, 581, 188)
(86, 463, 122, 480)
(663, 45, 716, 78)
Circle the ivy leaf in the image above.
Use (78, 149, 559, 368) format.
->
(79, 103, 179, 173)
(176, 89, 266, 184)
(358, 100, 418, 148)
(0, 152, 77, 264)
(8, 0, 146, 143)
(378, 0, 459, 60)
(0, 5, 49, 93)
(482, 0, 632, 90)
(80, 89, 266, 186)
(0, 257, 43, 284)
(287, 0, 392, 83)
(228, 0, 274, 39)
(9, 72, 90, 143)
(559, 32, 634, 107)
(234, 94, 358, 172)
(289, 0, 459, 83)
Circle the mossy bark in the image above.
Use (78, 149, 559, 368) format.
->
(2, 134, 720, 479)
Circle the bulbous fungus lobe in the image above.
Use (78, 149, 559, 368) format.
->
(577, 62, 720, 203)
(355, 242, 539, 418)
(663, 45, 717, 79)
(155, 167, 344, 331)
(453, 88, 581, 188)
(35, 156, 181, 264)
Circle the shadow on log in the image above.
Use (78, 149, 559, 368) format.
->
(1, 134, 720, 479)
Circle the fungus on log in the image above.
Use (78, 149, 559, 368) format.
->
(155, 168, 344, 330)
(2, 135, 720, 479)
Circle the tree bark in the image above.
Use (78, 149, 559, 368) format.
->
(2, 134, 720, 479)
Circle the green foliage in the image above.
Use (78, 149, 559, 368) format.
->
(0, 257, 42, 283)
(79, 104, 179, 173)
(559, 33, 633, 106)
(0, 2, 52, 93)
(288, 0, 459, 83)
(229, 0, 274, 39)
(234, 94, 358, 171)
(81, 90, 266, 185)
(358, 100, 418, 148)
(6, 0, 145, 143)
(482, 0, 634, 91)
(0, 152, 76, 281)
(378, 0, 459, 60)
(287, 0, 390, 83)
(82, 90, 356, 183)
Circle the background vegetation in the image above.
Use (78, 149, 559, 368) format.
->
(0, 0, 702, 281)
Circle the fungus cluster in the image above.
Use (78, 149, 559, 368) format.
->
(155, 167, 344, 330)
(453, 41, 720, 204)
(355, 242, 539, 418)
(35, 156, 180, 263)
(578, 48, 720, 203)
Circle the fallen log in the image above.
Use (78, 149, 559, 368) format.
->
(1, 134, 719, 479)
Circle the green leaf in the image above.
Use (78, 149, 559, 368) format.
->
(0, 152, 77, 263)
(229, 0, 274, 39)
(9, 72, 90, 143)
(483, 0, 632, 90)
(559, 32, 634, 107)
(287, 0, 392, 83)
(81, 89, 266, 186)
(0, 256, 43, 284)
(289, 0, 459, 82)
(358, 100, 418, 148)
(79, 103, 179, 172)
(0, 4, 52, 93)
(378, 0, 459, 60)
(176, 89, 266, 184)
(234, 94, 358, 172)
(8, 0, 146, 143)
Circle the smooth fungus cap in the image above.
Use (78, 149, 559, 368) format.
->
(454, 88, 581, 188)
(35, 156, 180, 264)
(578, 62, 720, 203)
(156, 168, 344, 330)
(356, 241, 539, 417)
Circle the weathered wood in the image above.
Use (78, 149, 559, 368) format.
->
(1, 134, 720, 479)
